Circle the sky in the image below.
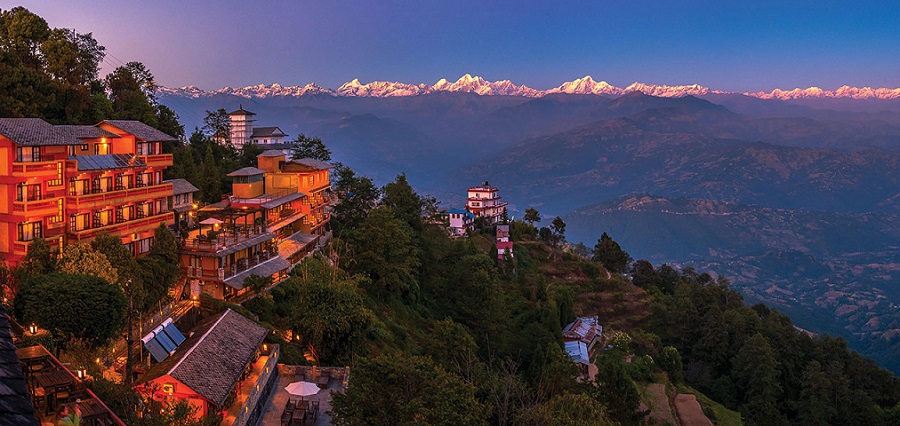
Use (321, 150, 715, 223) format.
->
(7, 0, 900, 92)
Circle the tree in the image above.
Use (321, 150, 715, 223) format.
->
(58, 243, 118, 285)
(331, 165, 380, 235)
(349, 206, 420, 300)
(290, 133, 331, 161)
(91, 232, 137, 285)
(105, 63, 157, 126)
(529, 392, 616, 426)
(202, 108, 230, 144)
(135, 224, 180, 309)
(243, 274, 272, 295)
(238, 142, 263, 168)
(331, 353, 490, 426)
(523, 207, 541, 225)
(290, 274, 373, 363)
(731, 333, 786, 425)
(592, 232, 632, 273)
(14, 273, 126, 346)
(17, 237, 56, 283)
(550, 216, 566, 246)
(796, 360, 835, 426)
(593, 352, 645, 426)
(382, 173, 424, 231)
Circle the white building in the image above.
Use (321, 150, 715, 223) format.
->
(228, 105, 290, 151)
(466, 181, 508, 225)
(448, 209, 475, 236)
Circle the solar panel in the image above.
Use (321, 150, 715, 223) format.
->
(144, 338, 169, 362)
(154, 327, 177, 353)
(162, 323, 186, 346)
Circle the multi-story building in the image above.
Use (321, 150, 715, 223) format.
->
(228, 105, 289, 149)
(466, 181, 508, 225)
(496, 223, 513, 259)
(447, 209, 475, 236)
(0, 118, 175, 264)
(164, 178, 199, 232)
(179, 150, 331, 300)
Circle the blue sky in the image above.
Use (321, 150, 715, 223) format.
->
(11, 0, 900, 91)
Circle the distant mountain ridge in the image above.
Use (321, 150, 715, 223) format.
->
(158, 74, 900, 100)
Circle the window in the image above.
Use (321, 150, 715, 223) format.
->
(116, 205, 134, 222)
(124, 242, 134, 255)
(15, 146, 41, 162)
(136, 172, 153, 187)
(122, 174, 134, 189)
(92, 177, 112, 193)
(16, 183, 41, 202)
(69, 179, 89, 196)
(137, 202, 151, 219)
(137, 142, 152, 155)
(17, 222, 41, 241)
(70, 213, 90, 232)
(175, 194, 182, 205)
(137, 237, 153, 254)
(48, 162, 63, 187)
(94, 210, 112, 227)
(94, 142, 109, 155)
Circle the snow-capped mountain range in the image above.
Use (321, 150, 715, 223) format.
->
(157, 74, 900, 100)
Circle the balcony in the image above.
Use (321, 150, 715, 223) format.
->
(183, 249, 280, 281)
(68, 211, 174, 242)
(138, 153, 173, 168)
(67, 183, 173, 211)
(179, 225, 271, 254)
(12, 197, 60, 217)
(11, 160, 61, 179)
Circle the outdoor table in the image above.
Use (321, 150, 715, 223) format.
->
(35, 369, 74, 390)
(66, 398, 108, 424)
(291, 406, 306, 425)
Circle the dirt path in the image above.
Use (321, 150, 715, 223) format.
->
(640, 383, 677, 425)
(674, 394, 713, 426)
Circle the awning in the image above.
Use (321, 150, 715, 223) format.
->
(224, 256, 291, 290)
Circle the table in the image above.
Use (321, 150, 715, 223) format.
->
(36, 369, 74, 390)
(59, 398, 109, 426)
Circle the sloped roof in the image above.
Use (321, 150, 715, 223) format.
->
(0, 118, 80, 146)
(101, 120, 177, 142)
(564, 341, 590, 366)
(251, 127, 287, 138)
(165, 178, 200, 195)
(138, 309, 267, 407)
(258, 150, 287, 158)
(223, 257, 291, 289)
(562, 316, 601, 344)
(0, 305, 38, 426)
(228, 105, 255, 116)
(56, 125, 120, 139)
(226, 167, 266, 177)
(290, 158, 333, 170)
(70, 154, 147, 171)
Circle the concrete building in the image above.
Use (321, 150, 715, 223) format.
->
(466, 181, 508, 225)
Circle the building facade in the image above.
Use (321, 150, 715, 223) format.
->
(0, 118, 175, 265)
(179, 150, 331, 300)
(466, 181, 508, 225)
(165, 178, 199, 231)
(227, 106, 289, 150)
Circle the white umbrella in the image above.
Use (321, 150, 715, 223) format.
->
(284, 381, 320, 397)
(199, 218, 224, 225)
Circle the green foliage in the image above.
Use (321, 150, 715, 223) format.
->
(202, 108, 230, 143)
(15, 273, 125, 346)
(382, 173, 425, 232)
(592, 232, 632, 273)
(105, 63, 157, 126)
(658, 346, 684, 382)
(16, 237, 56, 283)
(523, 207, 541, 225)
(528, 392, 616, 426)
(243, 274, 272, 295)
(593, 351, 646, 425)
(550, 216, 566, 246)
(58, 243, 118, 285)
(290, 133, 331, 161)
(134, 224, 180, 310)
(289, 272, 374, 363)
(331, 352, 490, 426)
(349, 206, 420, 300)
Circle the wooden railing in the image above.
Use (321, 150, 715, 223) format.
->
(67, 183, 172, 211)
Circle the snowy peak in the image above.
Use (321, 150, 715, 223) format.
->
(158, 78, 900, 101)
(547, 76, 623, 95)
(746, 85, 900, 100)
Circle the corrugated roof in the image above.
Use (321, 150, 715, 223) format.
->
(565, 341, 590, 366)
(223, 257, 291, 289)
(179, 232, 276, 258)
(165, 178, 199, 195)
(138, 309, 267, 407)
(261, 191, 305, 210)
(101, 120, 177, 142)
(258, 150, 286, 158)
(0, 118, 80, 146)
(56, 125, 120, 140)
(70, 154, 147, 171)
(226, 167, 266, 177)
(562, 316, 601, 345)
(278, 232, 319, 260)
(290, 158, 333, 170)
(251, 127, 287, 138)
(0, 305, 38, 426)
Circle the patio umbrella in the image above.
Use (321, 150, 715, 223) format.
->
(284, 381, 320, 397)
(199, 218, 224, 225)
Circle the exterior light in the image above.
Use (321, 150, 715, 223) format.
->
(28, 323, 37, 334)
(96, 358, 101, 364)
(262, 344, 268, 352)
(76, 369, 85, 379)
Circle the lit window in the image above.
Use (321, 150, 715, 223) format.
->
(17, 222, 42, 241)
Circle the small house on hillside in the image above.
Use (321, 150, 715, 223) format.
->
(447, 209, 475, 236)
(562, 316, 603, 378)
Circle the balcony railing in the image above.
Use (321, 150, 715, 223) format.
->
(138, 153, 173, 168)
(67, 183, 172, 211)
(184, 250, 278, 281)
(11, 160, 60, 178)
(12, 198, 59, 216)
(68, 211, 173, 241)
(179, 225, 268, 253)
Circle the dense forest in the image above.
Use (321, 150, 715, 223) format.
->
(3, 6, 899, 425)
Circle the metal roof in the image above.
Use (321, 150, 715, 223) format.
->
(226, 167, 267, 177)
(251, 126, 287, 138)
(228, 105, 256, 116)
(0, 305, 38, 426)
(165, 178, 200, 195)
(290, 158, 333, 170)
(70, 154, 147, 171)
(224, 256, 291, 289)
(0, 118, 81, 146)
(258, 150, 287, 158)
